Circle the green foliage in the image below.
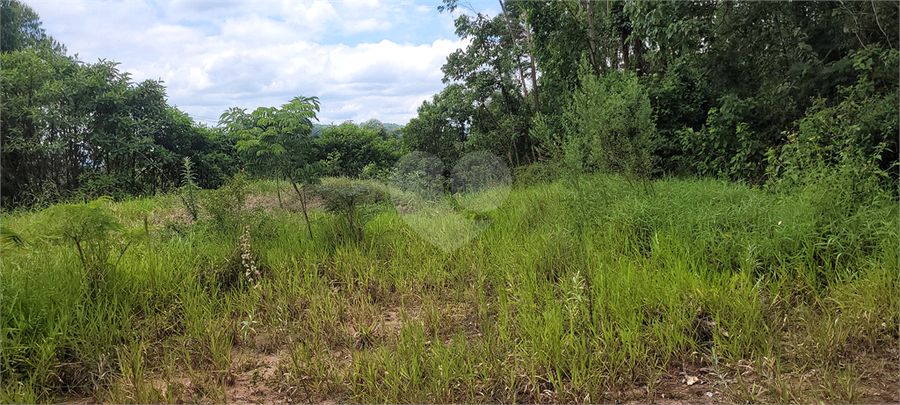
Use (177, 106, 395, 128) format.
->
(417, 0, 899, 188)
(0, 4, 238, 209)
(0, 47, 237, 209)
(202, 172, 250, 234)
(512, 161, 564, 188)
(642, 60, 710, 176)
(676, 96, 768, 181)
(568, 63, 654, 189)
(314, 121, 401, 178)
(224, 96, 320, 181)
(3, 1, 900, 402)
(528, 112, 565, 162)
(317, 178, 387, 244)
(1, 175, 896, 403)
(767, 45, 899, 198)
(360, 163, 391, 181)
(41, 197, 133, 296)
(180, 157, 201, 221)
(1, 0, 65, 54)
(320, 150, 343, 176)
(402, 84, 473, 167)
(390, 151, 447, 201)
(450, 150, 511, 195)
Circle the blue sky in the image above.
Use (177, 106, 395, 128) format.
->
(25, 0, 501, 126)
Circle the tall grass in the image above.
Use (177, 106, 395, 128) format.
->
(1, 173, 896, 403)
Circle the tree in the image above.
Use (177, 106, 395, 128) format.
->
(402, 85, 470, 170)
(314, 120, 401, 177)
(1, 0, 65, 54)
(222, 96, 320, 209)
(0, 1, 240, 208)
(439, 0, 537, 167)
(412, 0, 898, 187)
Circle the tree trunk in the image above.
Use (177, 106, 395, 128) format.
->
(499, 0, 531, 100)
(583, 1, 602, 74)
(522, 12, 541, 111)
(291, 182, 314, 239)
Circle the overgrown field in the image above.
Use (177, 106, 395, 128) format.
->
(2, 174, 897, 404)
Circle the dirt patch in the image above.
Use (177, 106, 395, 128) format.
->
(615, 346, 900, 405)
(150, 205, 194, 228)
(381, 307, 405, 333)
(630, 363, 726, 404)
(225, 346, 290, 405)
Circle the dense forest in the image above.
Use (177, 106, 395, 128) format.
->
(1, 1, 899, 404)
(3, 0, 897, 209)
(405, 0, 898, 192)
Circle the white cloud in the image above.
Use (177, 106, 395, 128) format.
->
(346, 18, 392, 34)
(26, 0, 475, 125)
(281, 0, 339, 32)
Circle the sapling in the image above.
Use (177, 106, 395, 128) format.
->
(180, 157, 201, 221)
(43, 197, 135, 296)
(317, 179, 386, 244)
(290, 163, 321, 239)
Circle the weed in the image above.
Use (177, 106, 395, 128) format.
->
(180, 157, 201, 222)
(1, 173, 896, 404)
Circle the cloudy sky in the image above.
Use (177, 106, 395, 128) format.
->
(26, 0, 501, 126)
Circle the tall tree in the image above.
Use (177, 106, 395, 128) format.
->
(0, 0, 65, 54)
(438, 0, 538, 166)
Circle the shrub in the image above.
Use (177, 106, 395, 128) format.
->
(42, 197, 133, 296)
(390, 151, 446, 201)
(180, 157, 201, 221)
(317, 178, 386, 243)
(202, 172, 250, 234)
(568, 60, 654, 190)
(450, 151, 510, 195)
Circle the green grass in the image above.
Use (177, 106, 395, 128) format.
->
(1, 174, 897, 403)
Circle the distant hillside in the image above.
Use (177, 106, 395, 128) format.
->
(382, 122, 403, 132)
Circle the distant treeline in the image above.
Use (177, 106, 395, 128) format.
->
(0, 0, 404, 209)
(2, 0, 898, 209)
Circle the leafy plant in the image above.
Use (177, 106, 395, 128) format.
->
(42, 196, 132, 296)
(224, 96, 321, 209)
(180, 157, 201, 221)
(766, 46, 899, 199)
(568, 61, 655, 191)
(202, 172, 249, 234)
(317, 179, 386, 244)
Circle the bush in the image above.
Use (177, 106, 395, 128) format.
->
(450, 151, 510, 195)
(317, 178, 387, 243)
(202, 172, 250, 234)
(390, 151, 446, 201)
(513, 161, 564, 187)
(41, 197, 133, 296)
(568, 61, 654, 189)
(766, 58, 898, 200)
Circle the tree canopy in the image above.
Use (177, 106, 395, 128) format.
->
(406, 0, 898, 192)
